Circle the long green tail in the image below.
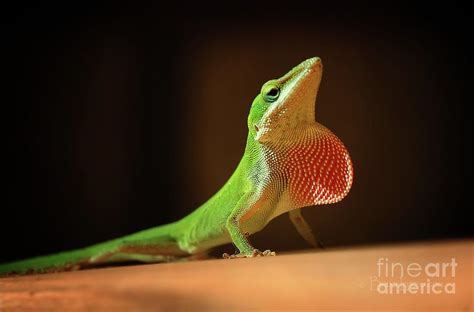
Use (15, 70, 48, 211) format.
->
(0, 241, 119, 275)
(0, 222, 186, 276)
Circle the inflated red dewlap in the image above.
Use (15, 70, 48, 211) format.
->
(284, 128, 353, 206)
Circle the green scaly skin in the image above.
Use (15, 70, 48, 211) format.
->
(0, 57, 353, 276)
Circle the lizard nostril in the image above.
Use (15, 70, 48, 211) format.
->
(254, 125, 259, 132)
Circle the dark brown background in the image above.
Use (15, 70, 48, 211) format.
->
(3, 2, 472, 262)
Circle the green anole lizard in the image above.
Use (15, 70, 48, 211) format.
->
(0, 57, 353, 275)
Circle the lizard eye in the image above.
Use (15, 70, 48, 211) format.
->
(262, 85, 280, 103)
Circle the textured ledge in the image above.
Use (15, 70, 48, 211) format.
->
(1, 239, 472, 311)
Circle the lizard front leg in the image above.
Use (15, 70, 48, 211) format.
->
(223, 193, 276, 259)
(289, 209, 324, 248)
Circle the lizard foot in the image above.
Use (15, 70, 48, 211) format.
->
(222, 249, 276, 259)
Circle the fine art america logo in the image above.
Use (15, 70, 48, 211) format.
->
(370, 258, 457, 295)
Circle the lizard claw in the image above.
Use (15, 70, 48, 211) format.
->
(223, 249, 276, 259)
(252, 249, 276, 257)
(222, 248, 244, 259)
(261, 249, 276, 256)
(222, 252, 246, 259)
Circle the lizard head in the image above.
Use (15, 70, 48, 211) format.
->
(248, 57, 353, 208)
(248, 57, 322, 144)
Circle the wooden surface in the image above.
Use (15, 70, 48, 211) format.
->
(1, 239, 472, 311)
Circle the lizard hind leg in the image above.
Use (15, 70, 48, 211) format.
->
(90, 252, 180, 265)
(89, 243, 203, 267)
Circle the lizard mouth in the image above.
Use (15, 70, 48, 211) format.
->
(277, 58, 320, 97)
(269, 57, 322, 121)
(256, 58, 323, 144)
